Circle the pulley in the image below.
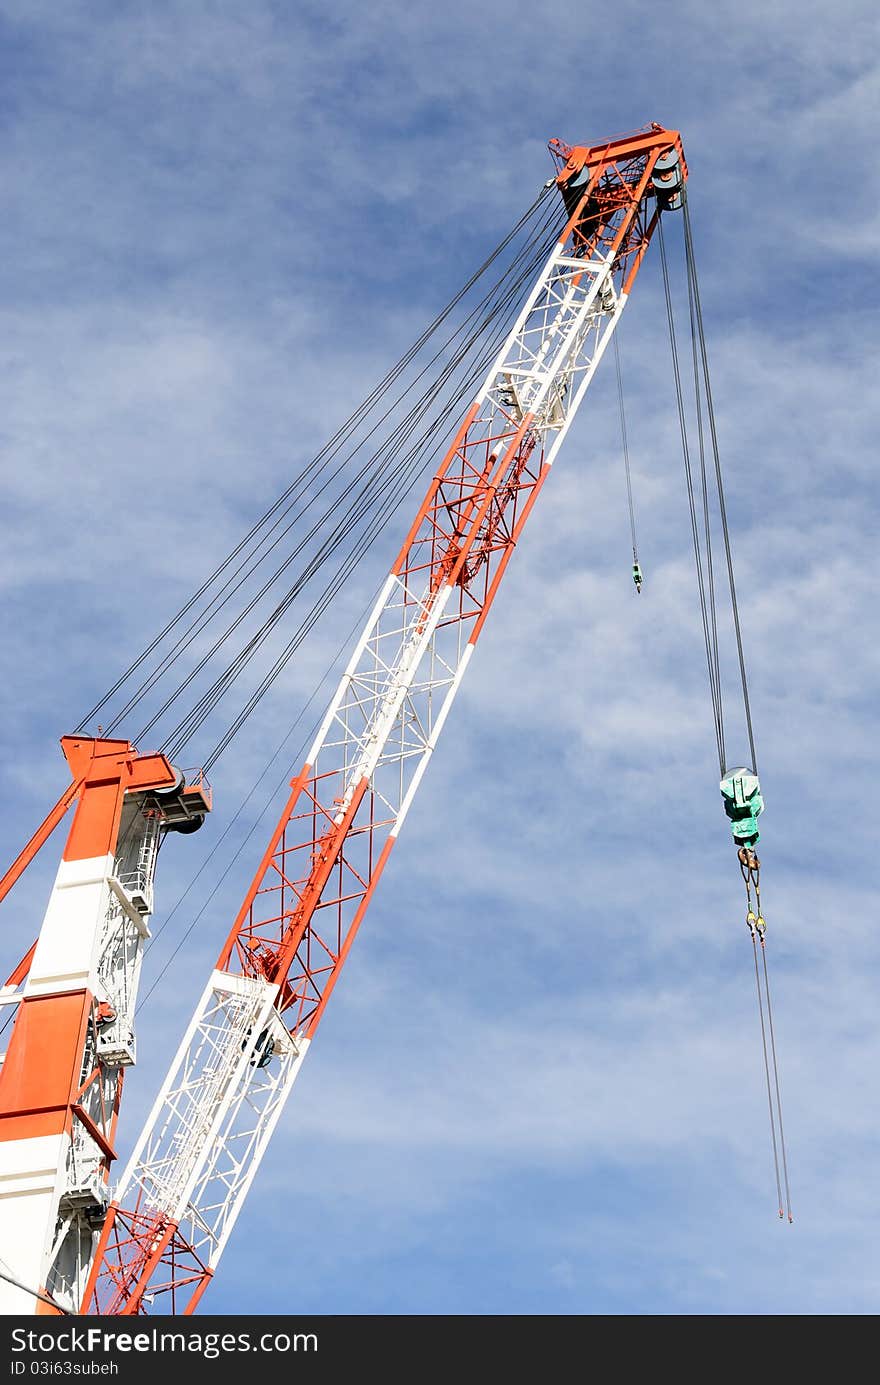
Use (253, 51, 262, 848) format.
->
(652, 147, 684, 211)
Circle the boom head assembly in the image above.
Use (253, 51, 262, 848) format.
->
(549, 123, 688, 222)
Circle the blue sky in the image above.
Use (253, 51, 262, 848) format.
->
(0, 0, 878, 1316)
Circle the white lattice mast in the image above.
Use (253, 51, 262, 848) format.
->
(83, 126, 687, 1316)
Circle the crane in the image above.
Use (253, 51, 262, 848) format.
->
(0, 124, 782, 1316)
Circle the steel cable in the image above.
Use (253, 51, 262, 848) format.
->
(682, 195, 758, 774)
(75, 185, 557, 737)
(685, 239, 724, 753)
(139, 207, 561, 749)
(760, 941, 793, 1221)
(751, 931, 785, 1218)
(159, 218, 563, 764)
(658, 214, 726, 772)
(612, 330, 639, 566)
(105, 197, 562, 741)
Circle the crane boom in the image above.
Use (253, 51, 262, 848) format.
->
(70, 125, 687, 1315)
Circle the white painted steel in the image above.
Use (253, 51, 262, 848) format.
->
(0, 1134, 66, 1313)
(25, 854, 114, 998)
(113, 969, 309, 1274)
(0, 795, 167, 1314)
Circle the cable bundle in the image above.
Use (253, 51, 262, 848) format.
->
(75, 186, 566, 774)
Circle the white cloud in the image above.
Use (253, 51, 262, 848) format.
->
(0, 0, 877, 1316)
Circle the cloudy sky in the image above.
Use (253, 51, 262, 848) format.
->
(0, 0, 878, 1316)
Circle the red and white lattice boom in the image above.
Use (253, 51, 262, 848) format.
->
(0, 126, 686, 1316)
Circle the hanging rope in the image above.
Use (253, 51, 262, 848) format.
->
(682, 196, 758, 775)
(658, 213, 725, 773)
(685, 234, 723, 744)
(660, 201, 790, 1224)
(612, 330, 642, 593)
(740, 847, 793, 1222)
(760, 941, 793, 1222)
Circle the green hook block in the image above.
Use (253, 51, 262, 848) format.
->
(720, 766, 763, 845)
